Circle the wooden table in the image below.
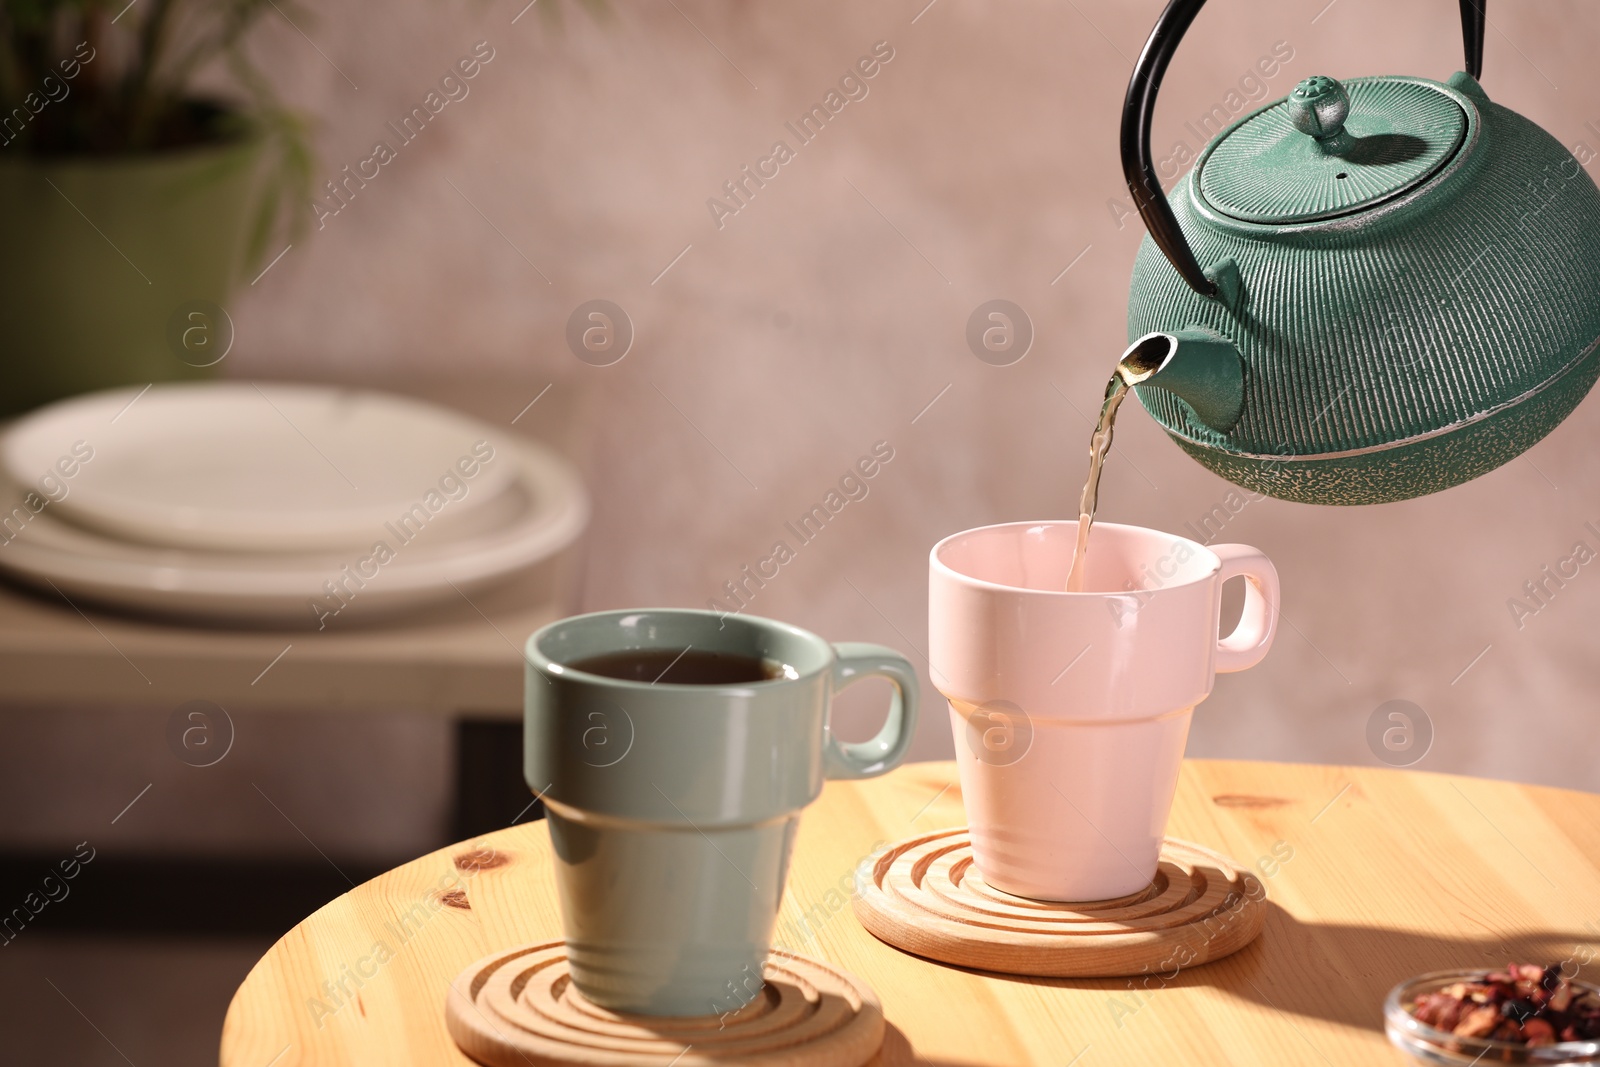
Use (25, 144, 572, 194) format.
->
(220, 759, 1600, 1066)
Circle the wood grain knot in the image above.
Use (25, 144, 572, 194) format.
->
(437, 888, 471, 910)
(852, 828, 1267, 978)
(453, 847, 510, 872)
(1211, 794, 1291, 808)
(445, 941, 884, 1066)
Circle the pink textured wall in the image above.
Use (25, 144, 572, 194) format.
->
(233, 0, 1600, 787)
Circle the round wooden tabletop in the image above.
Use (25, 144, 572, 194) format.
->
(221, 760, 1600, 1066)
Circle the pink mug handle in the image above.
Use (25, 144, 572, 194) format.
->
(1211, 544, 1280, 673)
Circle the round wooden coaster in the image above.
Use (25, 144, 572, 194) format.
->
(445, 941, 884, 1067)
(852, 828, 1267, 978)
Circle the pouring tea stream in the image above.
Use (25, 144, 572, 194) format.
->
(1066, 330, 1245, 591)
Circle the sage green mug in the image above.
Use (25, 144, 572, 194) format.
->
(524, 608, 919, 1016)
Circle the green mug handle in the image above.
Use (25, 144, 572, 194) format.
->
(823, 642, 920, 780)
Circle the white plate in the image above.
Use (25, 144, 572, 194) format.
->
(0, 437, 588, 628)
(2, 383, 519, 552)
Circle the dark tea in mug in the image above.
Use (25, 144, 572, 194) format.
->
(567, 648, 784, 685)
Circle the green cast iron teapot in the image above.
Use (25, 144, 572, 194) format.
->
(1119, 0, 1600, 505)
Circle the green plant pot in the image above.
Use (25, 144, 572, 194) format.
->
(0, 136, 264, 416)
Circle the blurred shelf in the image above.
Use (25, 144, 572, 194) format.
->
(0, 372, 594, 719)
(0, 562, 566, 718)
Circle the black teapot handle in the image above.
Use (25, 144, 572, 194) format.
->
(1120, 0, 1487, 299)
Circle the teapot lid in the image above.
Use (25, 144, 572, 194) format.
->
(1197, 75, 1468, 225)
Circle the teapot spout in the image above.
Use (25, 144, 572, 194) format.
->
(1120, 328, 1244, 433)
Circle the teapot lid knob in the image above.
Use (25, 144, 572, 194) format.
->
(1287, 75, 1350, 140)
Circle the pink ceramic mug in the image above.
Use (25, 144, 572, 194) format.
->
(928, 520, 1279, 901)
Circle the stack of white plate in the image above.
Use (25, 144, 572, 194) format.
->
(0, 382, 589, 627)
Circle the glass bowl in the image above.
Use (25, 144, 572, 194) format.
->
(1386, 970, 1600, 1066)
